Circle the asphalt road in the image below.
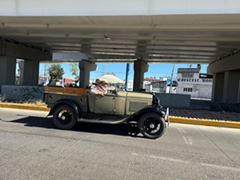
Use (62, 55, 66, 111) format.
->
(0, 108, 240, 180)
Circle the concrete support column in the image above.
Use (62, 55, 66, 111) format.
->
(79, 60, 97, 88)
(19, 60, 39, 85)
(0, 56, 16, 90)
(133, 59, 149, 91)
(222, 70, 240, 103)
(211, 73, 224, 102)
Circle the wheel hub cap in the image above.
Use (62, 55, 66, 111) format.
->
(149, 123, 155, 129)
(61, 116, 66, 120)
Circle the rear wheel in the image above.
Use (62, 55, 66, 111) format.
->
(53, 105, 77, 129)
(138, 113, 166, 139)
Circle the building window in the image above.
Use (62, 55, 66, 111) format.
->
(182, 73, 193, 78)
(183, 87, 192, 92)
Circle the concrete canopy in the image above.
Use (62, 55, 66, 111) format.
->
(0, 0, 240, 66)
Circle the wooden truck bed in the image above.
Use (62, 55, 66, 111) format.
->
(44, 86, 90, 111)
(45, 86, 89, 96)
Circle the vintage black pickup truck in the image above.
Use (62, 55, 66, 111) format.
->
(44, 86, 170, 139)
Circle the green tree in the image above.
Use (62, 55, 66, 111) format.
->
(48, 63, 64, 84)
(70, 63, 79, 80)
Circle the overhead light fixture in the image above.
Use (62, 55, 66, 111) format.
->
(104, 35, 111, 41)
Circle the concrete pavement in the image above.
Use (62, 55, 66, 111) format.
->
(0, 102, 240, 129)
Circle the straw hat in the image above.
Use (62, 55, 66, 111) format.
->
(94, 78, 101, 85)
(100, 79, 109, 84)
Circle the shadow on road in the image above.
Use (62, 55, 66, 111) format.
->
(10, 116, 143, 138)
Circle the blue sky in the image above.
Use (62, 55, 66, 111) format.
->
(39, 63, 208, 81)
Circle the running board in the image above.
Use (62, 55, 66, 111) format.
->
(77, 117, 128, 124)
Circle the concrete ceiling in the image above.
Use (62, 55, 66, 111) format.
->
(1, 14, 240, 64)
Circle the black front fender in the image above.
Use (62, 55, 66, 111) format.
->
(47, 99, 82, 118)
(126, 106, 165, 122)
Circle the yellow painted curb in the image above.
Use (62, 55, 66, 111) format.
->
(0, 103, 50, 112)
(170, 116, 240, 129)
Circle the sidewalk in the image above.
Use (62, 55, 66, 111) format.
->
(0, 102, 240, 129)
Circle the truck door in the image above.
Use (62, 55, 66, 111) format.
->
(94, 94, 116, 114)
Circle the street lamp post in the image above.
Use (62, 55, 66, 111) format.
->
(169, 64, 175, 93)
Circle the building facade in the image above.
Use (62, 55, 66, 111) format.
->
(176, 67, 213, 99)
(143, 78, 167, 93)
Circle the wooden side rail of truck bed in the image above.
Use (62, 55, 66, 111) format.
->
(45, 86, 90, 96)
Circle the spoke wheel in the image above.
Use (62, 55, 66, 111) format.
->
(138, 113, 166, 139)
(53, 105, 77, 129)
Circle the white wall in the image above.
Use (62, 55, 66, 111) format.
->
(198, 85, 212, 99)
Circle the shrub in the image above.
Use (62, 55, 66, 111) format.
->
(211, 102, 240, 112)
(210, 102, 222, 111)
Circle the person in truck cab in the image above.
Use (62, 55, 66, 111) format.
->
(89, 79, 108, 96)
(100, 80, 109, 94)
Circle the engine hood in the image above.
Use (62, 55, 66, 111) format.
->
(117, 91, 153, 99)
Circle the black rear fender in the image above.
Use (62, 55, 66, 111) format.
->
(47, 99, 82, 118)
(127, 106, 165, 122)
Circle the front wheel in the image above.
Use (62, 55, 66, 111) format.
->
(138, 113, 166, 139)
(53, 105, 77, 129)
